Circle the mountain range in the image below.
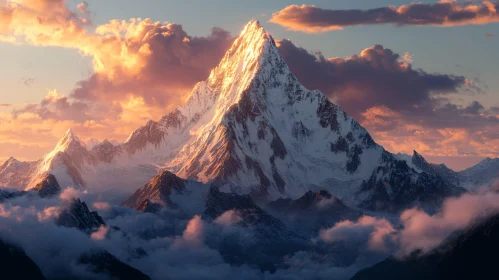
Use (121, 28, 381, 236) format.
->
(351, 212, 499, 280)
(1, 20, 499, 280)
(1, 21, 489, 212)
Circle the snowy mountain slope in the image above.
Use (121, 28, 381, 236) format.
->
(0, 20, 466, 210)
(0, 157, 39, 189)
(267, 190, 361, 234)
(121, 170, 209, 215)
(459, 157, 499, 188)
(395, 151, 499, 191)
(359, 151, 466, 212)
(152, 20, 388, 201)
(395, 151, 461, 187)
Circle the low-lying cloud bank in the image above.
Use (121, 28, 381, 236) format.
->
(2, 186, 499, 279)
(270, 2, 499, 33)
(318, 191, 499, 261)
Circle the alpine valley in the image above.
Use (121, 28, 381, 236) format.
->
(1, 21, 499, 280)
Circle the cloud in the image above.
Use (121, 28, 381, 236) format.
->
(270, 2, 499, 33)
(70, 21, 233, 109)
(214, 210, 243, 226)
(180, 215, 205, 246)
(0, 0, 497, 166)
(401, 52, 413, 63)
(93, 202, 110, 211)
(0, 0, 90, 44)
(319, 216, 396, 252)
(60, 187, 87, 201)
(3, 183, 499, 280)
(397, 191, 499, 256)
(12, 89, 121, 122)
(315, 190, 499, 262)
(277, 40, 499, 159)
(0, 103, 11, 107)
(486, 33, 496, 37)
(0, 0, 234, 161)
(90, 225, 109, 240)
(278, 41, 470, 117)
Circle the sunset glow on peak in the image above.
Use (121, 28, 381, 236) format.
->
(1, 3, 499, 279)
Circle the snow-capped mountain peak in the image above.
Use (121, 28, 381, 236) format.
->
(1, 157, 21, 169)
(50, 128, 87, 155)
(0, 20, 467, 210)
(163, 20, 387, 199)
(32, 129, 90, 190)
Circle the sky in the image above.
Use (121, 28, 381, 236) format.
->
(0, 0, 498, 171)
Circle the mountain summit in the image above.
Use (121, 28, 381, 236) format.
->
(0, 21, 465, 209)
(152, 19, 387, 199)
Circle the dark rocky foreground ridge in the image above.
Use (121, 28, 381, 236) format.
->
(0, 239, 47, 280)
(351, 213, 499, 280)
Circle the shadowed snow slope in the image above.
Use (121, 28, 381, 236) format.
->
(0, 21, 465, 210)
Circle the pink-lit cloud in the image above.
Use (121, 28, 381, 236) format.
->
(397, 191, 499, 256)
(180, 215, 205, 246)
(90, 225, 109, 240)
(319, 216, 396, 252)
(270, 2, 499, 33)
(319, 190, 499, 258)
(0, 0, 233, 162)
(214, 210, 243, 227)
(277, 40, 499, 163)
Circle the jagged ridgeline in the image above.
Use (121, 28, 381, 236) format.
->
(0, 21, 475, 210)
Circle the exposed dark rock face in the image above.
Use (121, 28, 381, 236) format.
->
(123, 120, 165, 155)
(331, 136, 349, 153)
(346, 144, 363, 173)
(158, 109, 186, 130)
(351, 213, 499, 280)
(78, 250, 151, 280)
(0, 189, 26, 202)
(358, 152, 466, 212)
(55, 199, 150, 279)
(56, 198, 105, 233)
(204, 187, 287, 233)
(91, 140, 121, 163)
(0, 239, 46, 280)
(412, 151, 461, 187)
(203, 187, 307, 271)
(268, 190, 361, 234)
(32, 173, 61, 198)
(121, 170, 187, 211)
(317, 98, 340, 132)
(291, 121, 311, 139)
(459, 157, 499, 187)
(135, 199, 162, 213)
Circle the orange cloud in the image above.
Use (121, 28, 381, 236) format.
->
(270, 2, 499, 33)
(0, 0, 234, 162)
